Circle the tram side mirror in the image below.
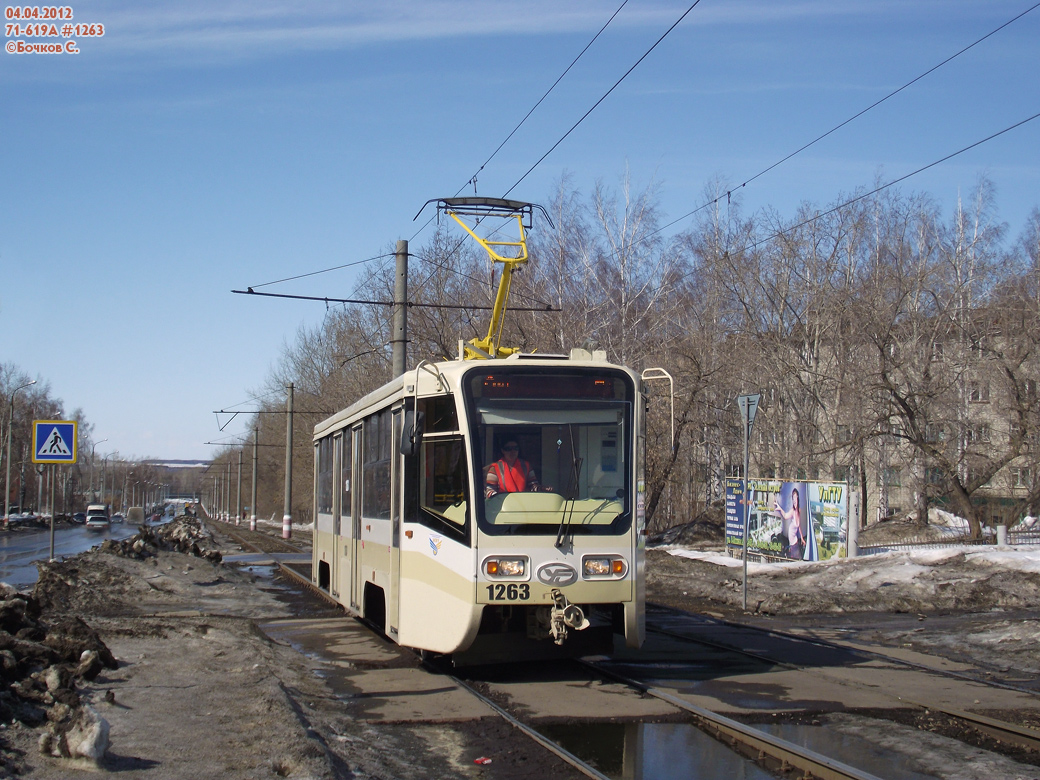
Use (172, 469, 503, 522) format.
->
(400, 410, 425, 456)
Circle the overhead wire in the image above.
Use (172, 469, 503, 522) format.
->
(408, 0, 699, 310)
(637, 1, 1040, 248)
(248, 252, 394, 290)
(734, 110, 1040, 256)
(463, 0, 631, 198)
(503, 0, 704, 198)
(408, 0, 631, 245)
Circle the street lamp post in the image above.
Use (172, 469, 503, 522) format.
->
(4, 379, 36, 524)
(88, 439, 108, 503)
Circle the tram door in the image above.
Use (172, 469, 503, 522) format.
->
(337, 425, 361, 609)
(349, 424, 363, 610)
(328, 433, 342, 597)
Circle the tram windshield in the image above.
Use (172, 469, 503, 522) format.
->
(465, 367, 633, 536)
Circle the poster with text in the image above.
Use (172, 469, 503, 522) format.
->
(726, 479, 849, 561)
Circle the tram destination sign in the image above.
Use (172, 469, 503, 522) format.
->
(32, 420, 78, 464)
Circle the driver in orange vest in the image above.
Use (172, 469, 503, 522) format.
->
(485, 440, 541, 498)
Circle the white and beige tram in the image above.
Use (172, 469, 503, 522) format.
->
(311, 350, 646, 663)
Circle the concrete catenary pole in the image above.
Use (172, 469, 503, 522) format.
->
(250, 427, 258, 532)
(283, 382, 294, 540)
(5, 380, 36, 523)
(236, 448, 242, 526)
(392, 239, 409, 378)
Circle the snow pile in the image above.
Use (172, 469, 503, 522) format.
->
(650, 545, 1040, 615)
(99, 516, 222, 564)
(0, 584, 116, 765)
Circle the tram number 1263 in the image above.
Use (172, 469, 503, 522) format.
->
(486, 583, 531, 601)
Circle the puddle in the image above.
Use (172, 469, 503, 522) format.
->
(223, 553, 275, 564)
(599, 656, 773, 684)
(540, 722, 775, 779)
(755, 721, 941, 779)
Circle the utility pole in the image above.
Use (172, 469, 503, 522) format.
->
(283, 382, 294, 540)
(236, 449, 242, 526)
(738, 393, 761, 613)
(5, 380, 36, 523)
(392, 239, 409, 378)
(251, 427, 258, 532)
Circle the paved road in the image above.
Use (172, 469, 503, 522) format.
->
(0, 523, 140, 587)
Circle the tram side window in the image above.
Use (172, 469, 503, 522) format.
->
(316, 437, 334, 515)
(423, 394, 458, 433)
(420, 436, 468, 531)
(339, 433, 352, 519)
(362, 409, 392, 520)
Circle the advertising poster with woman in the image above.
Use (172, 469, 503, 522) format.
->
(727, 478, 846, 562)
(771, 482, 811, 560)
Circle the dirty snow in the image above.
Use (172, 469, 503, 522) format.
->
(646, 542, 1040, 681)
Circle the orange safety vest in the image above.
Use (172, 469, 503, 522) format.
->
(489, 459, 532, 493)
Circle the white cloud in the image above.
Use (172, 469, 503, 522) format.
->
(82, 0, 895, 59)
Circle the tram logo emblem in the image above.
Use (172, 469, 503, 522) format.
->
(429, 535, 443, 556)
(536, 563, 577, 586)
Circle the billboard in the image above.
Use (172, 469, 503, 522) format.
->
(726, 478, 848, 561)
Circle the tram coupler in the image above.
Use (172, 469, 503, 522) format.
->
(547, 588, 590, 645)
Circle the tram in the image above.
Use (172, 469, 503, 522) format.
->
(310, 199, 646, 663)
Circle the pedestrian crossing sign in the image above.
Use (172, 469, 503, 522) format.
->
(32, 420, 78, 464)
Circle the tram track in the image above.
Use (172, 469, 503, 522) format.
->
(210, 519, 1040, 777)
(577, 657, 882, 780)
(637, 605, 1040, 760)
(211, 519, 909, 779)
(654, 605, 1040, 697)
(214, 520, 616, 778)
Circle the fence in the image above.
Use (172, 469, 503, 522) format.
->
(859, 528, 1040, 555)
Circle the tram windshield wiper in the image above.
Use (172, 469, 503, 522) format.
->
(555, 424, 583, 549)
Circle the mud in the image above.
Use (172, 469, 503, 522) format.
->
(0, 514, 1037, 777)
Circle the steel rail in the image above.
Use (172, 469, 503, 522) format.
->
(643, 608, 1040, 759)
(216, 521, 611, 779)
(581, 658, 884, 780)
(648, 605, 1040, 697)
(432, 667, 612, 780)
(899, 700, 1040, 753)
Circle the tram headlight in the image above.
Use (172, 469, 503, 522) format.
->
(484, 557, 527, 578)
(583, 556, 627, 578)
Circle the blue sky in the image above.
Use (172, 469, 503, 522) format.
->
(3, 0, 1038, 461)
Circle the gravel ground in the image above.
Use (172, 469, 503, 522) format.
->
(0, 519, 587, 779)
(1, 516, 1038, 778)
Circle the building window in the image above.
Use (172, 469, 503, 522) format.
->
(925, 424, 945, 443)
(1011, 466, 1032, 488)
(927, 467, 945, 485)
(883, 467, 901, 487)
(969, 381, 990, 403)
(726, 464, 744, 478)
(931, 341, 944, 361)
(834, 466, 851, 483)
(965, 424, 991, 445)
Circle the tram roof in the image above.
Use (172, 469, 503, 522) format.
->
(312, 350, 629, 439)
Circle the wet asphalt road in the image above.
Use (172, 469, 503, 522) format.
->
(0, 522, 140, 587)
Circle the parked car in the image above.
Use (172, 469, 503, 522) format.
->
(72, 512, 86, 524)
(111, 513, 124, 524)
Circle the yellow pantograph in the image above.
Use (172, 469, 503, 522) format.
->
(421, 197, 551, 360)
